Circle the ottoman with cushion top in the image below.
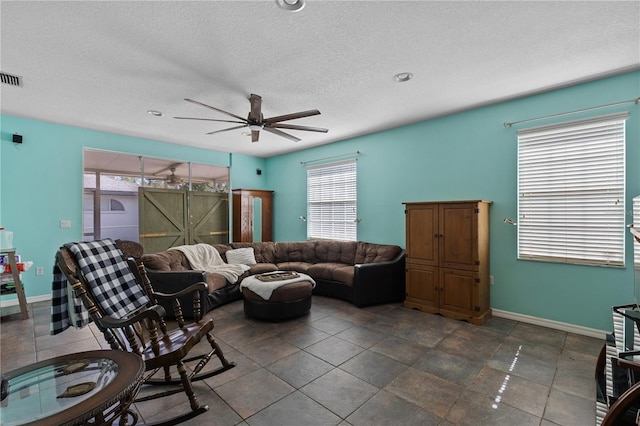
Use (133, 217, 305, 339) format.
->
(240, 271, 314, 321)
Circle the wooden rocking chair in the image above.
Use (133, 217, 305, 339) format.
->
(54, 239, 235, 425)
(601, 354, 640, 425)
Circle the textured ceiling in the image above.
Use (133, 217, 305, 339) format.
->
(1, 1, 639, 158)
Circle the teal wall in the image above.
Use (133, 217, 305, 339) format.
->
(1, 71, 638, 331)
(266, 71, 640, 331)
(229, 153, 268, 191)
(0, 116, 261, 302)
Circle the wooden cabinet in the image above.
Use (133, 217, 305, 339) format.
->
(403, 200, 491, 325)
(232, 189, 273, 242)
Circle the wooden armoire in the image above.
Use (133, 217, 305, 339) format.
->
(232, 189, 273, 242)
(403, 200, 491, 325)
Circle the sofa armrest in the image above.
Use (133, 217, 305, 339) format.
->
(145, 269, 210, 319)
(352, 250, 406, 307)
(145, 269, 207, 290)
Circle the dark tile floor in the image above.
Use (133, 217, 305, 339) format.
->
(1, 297, 601, 425)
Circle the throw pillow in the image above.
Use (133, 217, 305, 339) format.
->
(225, 247, 257, 265)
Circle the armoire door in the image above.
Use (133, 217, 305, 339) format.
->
(439, 203, 478, 271)
(405, 203, 438, 266)
(405, 263, 439, 311)
(232, 189, 273, 242)
(439, 268, 476, 317)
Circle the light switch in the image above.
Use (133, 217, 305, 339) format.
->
(60, 220, 72, 229)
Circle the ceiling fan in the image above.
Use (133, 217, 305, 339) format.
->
(175, 94, 328, 143)
(166, 167, 183, 185)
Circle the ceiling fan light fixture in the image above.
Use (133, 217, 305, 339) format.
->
(147, 109, 163, 116)
(393, 72, 414, 83)
(276, 0, 305, 12)
(248, 123, 264, 131)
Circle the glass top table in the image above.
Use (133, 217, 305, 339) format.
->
(0, 350, 144, 426)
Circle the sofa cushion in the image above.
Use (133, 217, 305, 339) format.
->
(315, 240, 357, 264)
(225, 247, 257, 265)
(275, 241, 317, 263)
(332, 265, 355, 286)
(307, 263, 351, 281)
(277, 261, 313, 273)
(142, 250, 190, 271)
(206, 273, 230, 292)
(248, 263, 279, 275)
(231, 242, 276, 263)
(355, 242, 402, 264)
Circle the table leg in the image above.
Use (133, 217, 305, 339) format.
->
(5, 251, 29, 319)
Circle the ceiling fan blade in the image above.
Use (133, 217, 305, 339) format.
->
(263, 109, 321, 123)
(251, 130, 260, 143)
(263, 127, 301, 142)
(154, 162, 184, 175)
(248, 94, 262, 122)
(174, 117, 246, 124)
(205, 124, 248, 135)
(269, 123, 329, 133)
(184, 98, 247, 122)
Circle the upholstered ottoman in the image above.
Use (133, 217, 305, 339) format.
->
(240, 272, 314, 321)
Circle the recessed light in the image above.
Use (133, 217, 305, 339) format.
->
(147, 110, 163, 117)
(393, 72, 413, 83)
(276, 0, 305, 12)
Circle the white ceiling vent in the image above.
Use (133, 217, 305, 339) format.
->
(1, 72, 22, 87)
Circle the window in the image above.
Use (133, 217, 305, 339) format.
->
(109, 199, 125, 211)
(307, 160, 357, 241)
(517, 113, 627, 266)
(83, 150, 229, 242)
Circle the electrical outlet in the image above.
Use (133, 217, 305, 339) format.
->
(36, 267, 44, 276)
(490, 275, 495, 285)
(60, 220, 71, 229)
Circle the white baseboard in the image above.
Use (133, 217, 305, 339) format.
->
(492, 308, 608, 339)
(0, 294, 51, 308)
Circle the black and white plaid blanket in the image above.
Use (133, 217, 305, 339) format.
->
(50, 239, 150, 335)
(50, 263, 91, 335)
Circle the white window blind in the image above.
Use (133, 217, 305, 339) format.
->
(307, 160, 357, 241)
(517, 112, 627, 266)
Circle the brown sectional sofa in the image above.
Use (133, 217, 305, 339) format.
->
(141, 240, 405, 318)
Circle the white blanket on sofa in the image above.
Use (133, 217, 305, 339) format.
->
(169, 244, 250, 284)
